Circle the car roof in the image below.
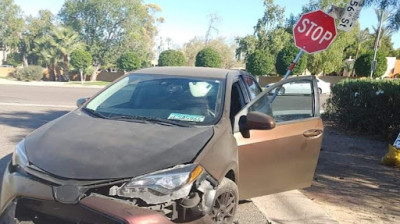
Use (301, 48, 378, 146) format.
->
(132, 66, 243, 79)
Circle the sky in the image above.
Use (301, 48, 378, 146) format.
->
(14, 0, 400, 50)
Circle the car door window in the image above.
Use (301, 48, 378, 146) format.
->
(230, 81, 246, 127)
(265, 80, 314, 122)
(242, 75, 261, 100)
(234, 77, 317, 132)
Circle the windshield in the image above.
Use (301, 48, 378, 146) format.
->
(85, 74, 225, 126)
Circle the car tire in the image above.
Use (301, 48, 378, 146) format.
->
(278, 87, 285, 95)
(318, 88, 322, 94)
(210, 177, 238, 224)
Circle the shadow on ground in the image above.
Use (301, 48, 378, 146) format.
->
(302, 124, 400, 223)
(0, 110, 69, 131)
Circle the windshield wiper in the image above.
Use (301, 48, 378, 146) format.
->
(109, 115, 190, 127)
(81, 107, 108, 119)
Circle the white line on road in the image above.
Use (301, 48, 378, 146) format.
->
(0, 102, 75, 109)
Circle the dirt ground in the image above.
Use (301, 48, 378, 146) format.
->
(301, 120, 400, 224)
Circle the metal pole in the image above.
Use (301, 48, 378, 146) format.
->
(370, 10, 384, 79)
(270, 50, 304, 103)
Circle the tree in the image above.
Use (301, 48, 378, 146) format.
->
(246, 49, 274, 76)
(276, 44, 308, 76)
(59, 0, 160, 80)
(205, 13, 220, 45)
(158, 50, 185, 66)
(5, 52, 22, 67)
(117, 52, 141, 71)
(354, 51, 387, 78)
(70, 49, 92, 83)
(195, 47, 222, 68)
(49, 26, 82, 80)
(19, 10, 54, 66)
(364, 0, 400, 31)
(183, 37, 238, 68)
(0, 0, 24, 63)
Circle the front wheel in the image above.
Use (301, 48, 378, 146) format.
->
(210, 178, 238, 224)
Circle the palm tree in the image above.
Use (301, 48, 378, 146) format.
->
(49, 26, 82, 81)
(373, 9, 392, 48)
(33, 36, 61, 81)
(355, 28, 370, 59)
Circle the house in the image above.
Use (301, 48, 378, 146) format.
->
(383, 57, 400, 78)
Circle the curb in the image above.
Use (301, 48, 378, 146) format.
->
(0, 79, 104, 89)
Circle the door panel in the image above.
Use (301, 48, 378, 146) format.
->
(235, 76, 323, 199)
(236, 118, 323, 199)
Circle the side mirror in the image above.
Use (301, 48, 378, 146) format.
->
(76, 98, 89, 107)
(239, 111, 276, 138)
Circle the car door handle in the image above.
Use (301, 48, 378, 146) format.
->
(303, 129, 323, 138)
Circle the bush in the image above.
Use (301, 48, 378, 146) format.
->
(5, 52, 23, 67)
(158, 50, 185, 66)
(354, 51, 387, 78)
(117, 52, 141, 71)
(13, 66, 44, 81)
(326, 79, 400, 142)
(195, 47, 222, 68)
(70, 49, 92, 71)
(275, 44, 308, 76)
(246, 49, 274, 76)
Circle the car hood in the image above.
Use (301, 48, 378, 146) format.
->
(25, 111, 214, 180)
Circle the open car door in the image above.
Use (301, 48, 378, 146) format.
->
(234, 76, 323, 200)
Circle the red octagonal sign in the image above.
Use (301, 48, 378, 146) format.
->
(293, 10, 337, 54)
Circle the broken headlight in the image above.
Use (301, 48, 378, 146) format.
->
(12, 139, 28, 168)
(110, 164, 204, 203)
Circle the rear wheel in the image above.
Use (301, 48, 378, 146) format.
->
(210, 178, 238, 224)
(318, 88, 322, 94)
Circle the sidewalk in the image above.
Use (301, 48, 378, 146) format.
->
(0, 78, 104, 89)
(252, 190, 339, 224)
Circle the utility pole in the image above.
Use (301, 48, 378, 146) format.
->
(370, 10, 384, 79)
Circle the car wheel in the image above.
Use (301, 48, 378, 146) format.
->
(211, 177, 238, 224)
(318, 88, 322, 94)
(278, 87, 285, 95)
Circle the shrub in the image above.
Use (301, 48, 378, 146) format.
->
(326, 79, 400, 142)
(275, 44, 308, 76)
(195, 47, 222, 68)
(117, 52, 141, 71)
(354, 51, 387, 78)
(246, 49, 274, 76)
(13, 66, 44, 81)
(5, 52, 23, 67)
(158, 50, 185, 66)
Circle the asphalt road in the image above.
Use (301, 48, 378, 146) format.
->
(0, 84, 270, 223)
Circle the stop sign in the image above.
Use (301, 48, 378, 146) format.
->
(293, 10, 337, 54)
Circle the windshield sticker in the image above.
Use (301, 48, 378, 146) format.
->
(168, 113, 205, 122)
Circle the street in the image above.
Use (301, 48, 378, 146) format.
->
(0, 84, 271, 223)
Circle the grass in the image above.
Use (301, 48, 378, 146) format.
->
(68, 81, 111, 86)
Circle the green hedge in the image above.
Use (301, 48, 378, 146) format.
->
(13, 66, 44, 81)
(326, 79, 400, 142)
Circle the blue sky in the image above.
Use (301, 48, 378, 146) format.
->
(14, 0, 400, 49)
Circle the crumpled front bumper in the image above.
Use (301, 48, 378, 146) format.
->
(0, 163, 212, 224)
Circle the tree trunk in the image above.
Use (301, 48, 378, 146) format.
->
(63, 54, 70, 81)
(22, 52, 28, 67)
(90, 64, 101, 81)
(80, 69, 84, 84)
(49, 65, 56, 81)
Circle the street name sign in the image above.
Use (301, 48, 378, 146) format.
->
(338, 0, 364, 32)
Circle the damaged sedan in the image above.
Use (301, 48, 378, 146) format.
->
(0, 67, 323, 223)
